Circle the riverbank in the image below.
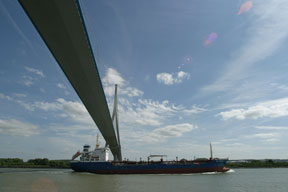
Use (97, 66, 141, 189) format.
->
(0, 158, 70, 169)
(227, 160, 288, 168)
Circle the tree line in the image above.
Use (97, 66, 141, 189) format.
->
(227, 160, 288, 168)
(0, 158, 70, 168)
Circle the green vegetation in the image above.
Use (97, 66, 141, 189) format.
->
(0, 158, 70, 168)
(227, 160, 288, 168)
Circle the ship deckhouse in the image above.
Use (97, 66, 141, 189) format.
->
(80, 144, 109, 162)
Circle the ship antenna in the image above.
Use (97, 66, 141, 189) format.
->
(95, 133, 100, 149)
(210, 143, 213, 160)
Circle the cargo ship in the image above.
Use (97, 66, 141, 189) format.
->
(70, 142, 229, 174)
(70, 85, 229, 174)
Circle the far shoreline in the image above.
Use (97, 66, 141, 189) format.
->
(0, 166, 71, 169)
(0, 158, 70, 169)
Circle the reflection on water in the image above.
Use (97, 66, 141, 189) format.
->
(31, 177, 57, 192)
(0, 168, 288, 192)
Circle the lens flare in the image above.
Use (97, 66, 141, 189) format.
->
(178, 63, 185, 69)
(183, 56, 192, 64)
(178, 56, 192, 69)
(204, 32, 218, 46)
(238, 1, 253, 15)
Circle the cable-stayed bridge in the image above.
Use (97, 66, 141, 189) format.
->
(19, 0, 122, 161)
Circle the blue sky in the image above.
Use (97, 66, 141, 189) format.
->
(1, 0, 288, 160)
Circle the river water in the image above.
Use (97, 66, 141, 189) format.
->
(0, 168, 287, 192)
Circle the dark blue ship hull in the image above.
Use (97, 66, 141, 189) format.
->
(70, 159, 229, 174)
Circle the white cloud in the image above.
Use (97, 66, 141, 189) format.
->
(12, 98, 94, 125)
(244, 133, 280, 143)
(25, 67, 45, 77)
(13, 93, 27, 98)
(100, 68, 204, 135)
(100, 68, 202, 144)
(102, 68, 143, 97)
(47, 137, 81, 154)
(212, 138, 238, 145)
(255, 126, 288, 130)
(203, 0, 288, 92)
(16, 100, 34, 111)
(23, 80, 33, 87)
(121, 87, 143, 97)
(47, 124, 98, 141)
(56, 98, 94, 124)
(245, 133, 280, 139)
(0, 93, 12, 101)
(119, 99, 176, 127)
(34, 101, 62, 111)
(124, 123, 197, 144)
(19, 67, 45, 87)
(20, 75, 34, 87)
(181, 106, 207, 114)
(34, 98, 94, 125)
(57, 83, 66, 89)
(118, 98, 204, 127)
(56, 83, 70, 95)
(103, 68, 125, 86)
(0, 119, 39, 137)
(218, 97, 288, 120)
(0, 94, 33, 112)
(153, 123, 197, 138)
(156, 71, 190, 85)
(9, 98, 61, 112)
(49, 124, 97, 132)
(156, 73, 174, 85)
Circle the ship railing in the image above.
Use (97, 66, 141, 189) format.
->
(111, 159, 215, 166)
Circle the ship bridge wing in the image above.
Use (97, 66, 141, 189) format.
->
(19, 0, 122, 161)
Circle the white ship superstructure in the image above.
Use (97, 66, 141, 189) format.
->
(80, 144, 109, 162)
(72, 134, 110, 162)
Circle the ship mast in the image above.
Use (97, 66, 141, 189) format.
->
(210, 143, 213, 160)
(95, 133, 100, 149)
